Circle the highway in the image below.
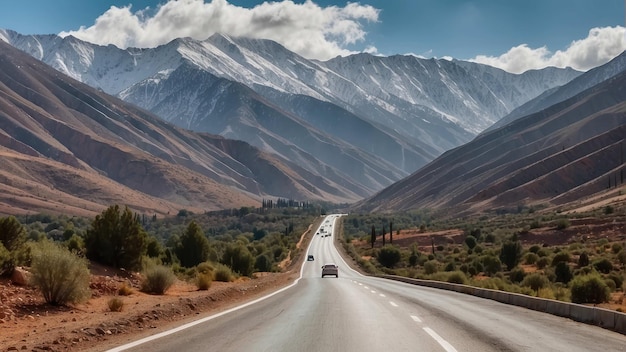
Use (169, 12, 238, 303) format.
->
(109, 214, 626, 352)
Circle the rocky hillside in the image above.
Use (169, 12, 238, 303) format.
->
(355, 68, 626, 215)
(0, 40, 359, 216)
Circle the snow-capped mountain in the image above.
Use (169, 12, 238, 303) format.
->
(1, 29, 582, 196)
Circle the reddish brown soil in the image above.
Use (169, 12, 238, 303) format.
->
(0, 269, 297, 352)
(0, 223, 319, 352)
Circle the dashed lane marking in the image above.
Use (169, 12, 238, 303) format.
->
(423, 327, 458, 352)
(411, 315, 422, 323)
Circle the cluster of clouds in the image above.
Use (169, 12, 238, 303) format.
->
(60, 0, 379, 61)
(471, 26, 626, 74)
(60, 0, 625, 73)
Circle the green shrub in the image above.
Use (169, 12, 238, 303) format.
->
(524, 252, 538, 265)
(536, 248, 550, 257)
(141, 265, 175, 294)
(377, 245, 401, 268)
(0, 243, 12, 276)
(570, 274, 610, 304)
(605, 279, 617, 292)
(607, 273, 623, 290)
(107, 297, 124, 312)
(617, 250, 626, 268)
(611, 243, 622, 254)
(509, 266, 526, 283)
(29, 241, 91, 305)
(521, 273, 549, 292)
(551, 252, 570, 266)
(196, 273, 212, 290)
(464, 235, 477, 249)
(536, 257, 550, 269)
(443, 262, 455, 272)
(196, 261, 214, 275)
(446, 271, 468, 284)
(65, 234, 85, 254)
(481, 255, 502, 276)
(556, 219, 570, 230)
(214, 263, 235, 282)
(222, 243, 255, 276)
(423, 260, 438, 275)
(593, 258, 613, 274)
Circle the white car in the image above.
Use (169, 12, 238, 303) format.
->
(321, 263, 339, 278)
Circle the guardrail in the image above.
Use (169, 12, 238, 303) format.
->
(379, 275, 626, 334)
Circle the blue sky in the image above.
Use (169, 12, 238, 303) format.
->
(1, 0, 624, 73)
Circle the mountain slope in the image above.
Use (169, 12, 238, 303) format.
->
(355, 67, 626, 214)
(0, 40, 357, 216)
(1, 30, 581, 186)
(487, 51, 626, 132)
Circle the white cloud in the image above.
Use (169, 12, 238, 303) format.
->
(59, 0, 379, 61)
(470, 26, 626, 73)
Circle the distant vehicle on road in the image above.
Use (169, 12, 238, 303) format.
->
(321, 263, 338, 278)
(307, 255, 315, 261)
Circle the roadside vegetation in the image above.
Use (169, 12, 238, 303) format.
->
(339, 199, 626, 309)
(0, 200, 324, 305)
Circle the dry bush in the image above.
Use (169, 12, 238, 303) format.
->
(30, 241, 91, 305)
(141, 265, 175, 295)
(196, 273, 212, 290)
(107, 297, 124, 312)
(117, 283, 133, 296)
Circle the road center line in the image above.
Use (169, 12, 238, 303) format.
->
(411, 315, 422, 323)
(423, 327, 458, 352)
(389, 301, 398, 307)
(379, 293, 386, 297)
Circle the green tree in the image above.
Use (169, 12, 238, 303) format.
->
(409, 246, 419, 267)
(370, 225, 376, 249)
(255, 254, 272, 272)
(175, 221, 210, 268)
(85, 205, 148, 271)
(554, 261, 573, 284)
(578, 252, 590, 267)
(499, 240, 522, 270)
(0, 216, 26, 252)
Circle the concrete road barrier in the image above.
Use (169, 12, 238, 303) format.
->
(379, 275, 626, 335)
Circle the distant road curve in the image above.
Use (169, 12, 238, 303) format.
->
(109, 214, 626, 352)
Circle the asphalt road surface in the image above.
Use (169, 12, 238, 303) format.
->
(108, 214, 626, 352)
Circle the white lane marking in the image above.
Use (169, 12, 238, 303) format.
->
(370, 290, 376, 294)
(107, 214, 328, 352)
(358, 283, 363, 286)
(379, 293, 386, 297)
(423, 327, 458, 352)
(411, 315, 422, 323)
(364, 286, 369, 289)
(389, 301, 398, 307)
